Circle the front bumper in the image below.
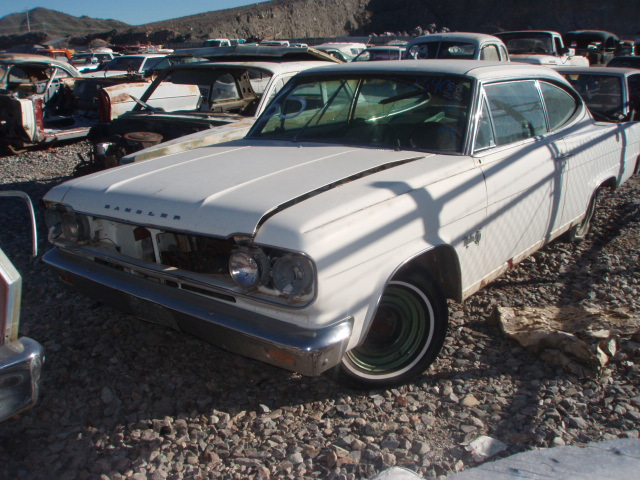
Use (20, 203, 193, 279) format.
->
(44, 248, 352, 376)
(0, 337, 44, 422)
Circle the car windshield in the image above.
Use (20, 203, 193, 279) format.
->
(407, 41, 477, 59)
(562, 73, 623, 120)
(105, 57, 145, 72)
(499, 34, 554, 54)
(71, 54, 93, 64)
(249, 73, 472, 153)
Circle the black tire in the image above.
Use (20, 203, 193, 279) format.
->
(568, 192, 597, 242)
(332, 272, 448, 390)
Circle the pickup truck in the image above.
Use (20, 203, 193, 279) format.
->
(495, 30, 589, 66)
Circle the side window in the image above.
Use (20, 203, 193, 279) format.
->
(480, 45, 500, 61)
(474, 98, 496, 151)
(554, 37, 564, 54)
(540, 82, 579, 130)
(628, 75, 640, 120)
(484, 81, 547, 146)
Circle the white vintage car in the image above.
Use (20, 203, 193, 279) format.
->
(494, 31, 590, 66)
(42, 61, 640, 389)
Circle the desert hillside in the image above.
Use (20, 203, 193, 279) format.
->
(1, 0, 639, 48)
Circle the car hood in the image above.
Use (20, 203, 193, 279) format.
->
(46, 141, 434, 237)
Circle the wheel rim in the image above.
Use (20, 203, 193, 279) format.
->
(344, 280, 435, 379)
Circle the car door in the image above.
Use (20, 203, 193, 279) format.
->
(472, 80, 566, 274)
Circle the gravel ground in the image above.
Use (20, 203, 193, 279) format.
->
(0, 141, 639, 480)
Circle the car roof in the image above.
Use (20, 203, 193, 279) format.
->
(295, 60, 568, 83)
(409, 32, 504, 44)
(364, 46, 407, 51)
(315, 42, 367, 48)
(564, 30, 620, 41)
(495, 30, 562, 36)
(0, 53, 81, 75)
(174, 44, 342, 63)
(161, 60, 334, 75)
(111, 54, 167, 59)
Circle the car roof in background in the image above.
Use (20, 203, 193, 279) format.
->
(160, 60, 334, 75)
(0, 53, 81, 74)
(552, 65, 640, 77)
(410, 32, 504, 43)
(174, 44, 342, 63)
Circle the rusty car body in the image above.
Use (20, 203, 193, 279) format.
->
(85, 45, 341, 170)
(0, 53, 159, 153)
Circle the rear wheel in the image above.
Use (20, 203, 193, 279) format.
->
(333, 273, 448, 389)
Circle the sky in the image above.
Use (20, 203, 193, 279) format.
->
(1, 1, 268, 27)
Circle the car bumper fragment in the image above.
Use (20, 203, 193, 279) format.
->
(0, 337, 44, 422)
(44, 248, 352, 376)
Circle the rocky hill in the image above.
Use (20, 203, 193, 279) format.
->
(1, 0, 639, 49)
(0, 7, 128, 37)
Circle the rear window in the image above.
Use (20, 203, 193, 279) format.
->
(407, 41, 477, 59)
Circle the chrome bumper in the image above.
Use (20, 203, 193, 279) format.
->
(0, 337, 44, 422)
(44, 248, 352, 376)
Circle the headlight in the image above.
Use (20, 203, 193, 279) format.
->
(45, 204, 90, 246)
(272, 255, 314, 298)
(229, 246, 315, 301)
(229, 248, 269, 289)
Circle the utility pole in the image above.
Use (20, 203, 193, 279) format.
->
(26, 9, 31, 32)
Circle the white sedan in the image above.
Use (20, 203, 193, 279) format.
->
(42, 61, 640, 389)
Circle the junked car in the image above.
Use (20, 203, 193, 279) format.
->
(563, 30, 620, 66)
(0, 191, 44, 422)
(404, 33, 509, 61)
(70, 51, 117, 73)
(553, 66, 640, 122)
(0, 53, 158, 153)
(81, 54, 168, 78)
(42, 60, 640, 389)
(494, 30, 589, 66)
(84, 46, 341, 170)
(313, 42, 367, 62)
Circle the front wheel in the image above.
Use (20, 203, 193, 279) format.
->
(333, 274, 448, 390)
